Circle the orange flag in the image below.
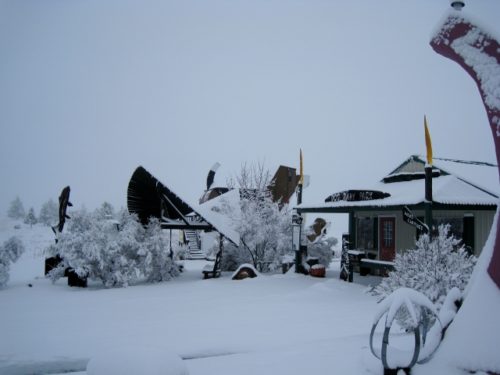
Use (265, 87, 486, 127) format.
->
(424, 116, 433, 166)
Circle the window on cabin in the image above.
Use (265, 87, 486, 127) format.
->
(431, 216, 474, 254)
(432, 217, 463, 240)
(356, 217, 376, 250)
(383, 220, 394, 247)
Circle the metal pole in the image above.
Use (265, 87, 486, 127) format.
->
(295, 183, 304, 273)
(424, 165, 433, 236)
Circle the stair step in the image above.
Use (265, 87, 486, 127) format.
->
(187, 255, 206, 260)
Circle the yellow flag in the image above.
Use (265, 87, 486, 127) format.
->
(299, 149, 304, 185)
(424, 116, 433, 165)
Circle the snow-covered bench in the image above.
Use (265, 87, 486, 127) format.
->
(202, 263, 221, 279)
(359, 258, 395, 275)
(347, 250, 394, 279)
(202, 250, 222, 279)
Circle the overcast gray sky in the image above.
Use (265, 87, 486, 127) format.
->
(1, 0, 499, 217)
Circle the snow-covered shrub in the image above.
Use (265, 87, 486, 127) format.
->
(220, 241, 253, 272)
(372, 224, 476, 329)
(47, 210, 143, 287)
(172, 242, 188, 261)
(307, 236, 337, 267)
(0, 236, 25, 287)
(139, 218, 180, 282)
(46, 210, 181, 287)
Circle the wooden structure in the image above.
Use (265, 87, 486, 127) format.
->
(268, 165, 299, 204)
(127, 166, 239, 279)
(128, 166, 213, 230)
(298, 156, 498, 266)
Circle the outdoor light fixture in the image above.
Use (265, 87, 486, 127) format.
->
(292, 211, 302, 252)
(450, 0, 465, 10)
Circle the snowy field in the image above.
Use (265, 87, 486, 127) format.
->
(0, 218, 407, 375)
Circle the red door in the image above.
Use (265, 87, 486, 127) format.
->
(379, 217, 396, 261)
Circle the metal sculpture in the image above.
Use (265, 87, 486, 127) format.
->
(370, 289, 443, 374)
(52, 186, 72, 235)
(431, 4, 500, 294)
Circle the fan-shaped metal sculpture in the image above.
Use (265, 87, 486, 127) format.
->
(127, 166, 199, 226)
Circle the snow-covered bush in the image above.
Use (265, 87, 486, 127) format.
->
(139, 218, 180, 282)
(372, 224, 476, 329)
(0, 236, 25, 287)
(46, 210, 180, 287)
(46, 210, 142, 287)
(307, 236, 337, 267)
(220, 242, 253, 272)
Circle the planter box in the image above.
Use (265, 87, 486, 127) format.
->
(310, 264, 326, 278)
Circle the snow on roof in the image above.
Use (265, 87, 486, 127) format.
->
(298, 174, 498, 211)
(429, 156, 499, 197)
(298, 156, 499, 211)
(386, 155, 498, 196)
(194, 188, 240, 245)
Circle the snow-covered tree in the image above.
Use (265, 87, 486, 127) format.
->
(24, 207, 38, 227)
(226, 160, 272, 191)
(7, 197, 25, 220)
(39, 199, 58, 226)
(221, 161, 293, 273)
(372, 224, 476, 328)
(0, 236, 25, 287)
(222, 190, 292, 273)
(94, 201, 115, 220)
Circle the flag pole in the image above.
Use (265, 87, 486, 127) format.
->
(424, 116, 433, 235)
(295, 149, 306, 273)
(297, 149, 304, 205)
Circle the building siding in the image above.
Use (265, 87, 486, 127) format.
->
(353, 208, 495, 258)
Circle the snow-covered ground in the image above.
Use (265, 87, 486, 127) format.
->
(0, 218, 448, 375)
